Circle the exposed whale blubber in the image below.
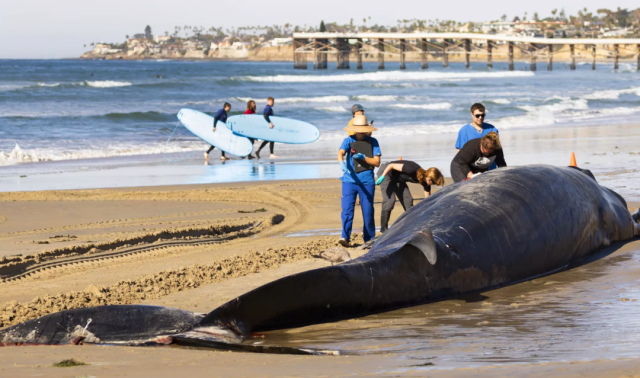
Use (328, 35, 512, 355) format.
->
(2, 165, 639, 354)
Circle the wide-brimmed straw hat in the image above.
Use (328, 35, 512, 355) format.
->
(343, 115, 377, 133)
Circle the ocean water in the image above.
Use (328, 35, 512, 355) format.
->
(1, 59, 639, 167)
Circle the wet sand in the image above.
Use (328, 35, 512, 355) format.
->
(0, 176, 639, 377)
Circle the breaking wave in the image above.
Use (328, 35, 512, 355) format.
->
(234, 71, 535, 83)
(391, 103, 453, 110)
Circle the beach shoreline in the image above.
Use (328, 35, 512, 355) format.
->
(0, 174, 639, 376)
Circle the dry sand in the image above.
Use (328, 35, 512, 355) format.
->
(0, 178, 639, 377)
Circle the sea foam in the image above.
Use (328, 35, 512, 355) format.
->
(234, 71, 535, 83)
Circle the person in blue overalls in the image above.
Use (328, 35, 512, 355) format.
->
(337, 115, 381, 247)
(455, 103, 499, 169)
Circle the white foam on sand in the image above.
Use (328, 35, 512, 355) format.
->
(235, 71, 535, 83)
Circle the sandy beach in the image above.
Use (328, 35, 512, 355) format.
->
(1, 171, 639, 376)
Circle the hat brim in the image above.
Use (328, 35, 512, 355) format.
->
(343, 125, 378, 133)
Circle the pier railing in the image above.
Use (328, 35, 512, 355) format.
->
(292, 32, 640, 71)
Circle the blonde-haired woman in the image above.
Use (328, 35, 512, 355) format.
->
(376, 161, 444, 233)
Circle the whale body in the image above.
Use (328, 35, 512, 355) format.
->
(2, 165, 638, 353)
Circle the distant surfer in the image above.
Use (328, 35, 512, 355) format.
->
(375, 161, 444, 233)
(451, 132, 507, 183)
(244, 100, 257, 159)
(205, 102, 230, 161)
(337, 115, 381, 247)
(256, 97, 277, 159)
(456, 103, 499, 170)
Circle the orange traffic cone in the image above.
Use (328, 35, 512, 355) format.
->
(569, 152, 577, 167)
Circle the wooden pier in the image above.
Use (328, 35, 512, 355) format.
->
(292, 32, 640, 71)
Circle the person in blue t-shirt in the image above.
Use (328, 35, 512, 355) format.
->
(256, 97, 278, 159)
(205, 102, 231, 161)
(337, 115, 381, 247)
(455, 103, 499, 169)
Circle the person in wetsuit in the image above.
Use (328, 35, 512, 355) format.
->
(376, 161, 444, 233)
(205, 102, 230, 161)
(337, 115, 381, 247)
(450, 131, 507, 183)
(256, 97, 277, 159)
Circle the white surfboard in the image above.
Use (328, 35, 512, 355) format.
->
(177, 108, 253, 157)
(226, 115, 320, 144)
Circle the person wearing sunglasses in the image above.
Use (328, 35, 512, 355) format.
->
(450, 132, 507, 183)
(455, 103, 499, 169)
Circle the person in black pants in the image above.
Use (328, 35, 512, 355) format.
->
(450, 132, 507, 183)
(376, 161, 444, 232)
(205, 102, 231, 161)
(256, 97, 277, 159)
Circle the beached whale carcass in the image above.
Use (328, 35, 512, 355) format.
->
(2, 165, 639, 353)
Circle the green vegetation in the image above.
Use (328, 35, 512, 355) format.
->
(85, 8, 640, 51)
(53, 358, 87, 367)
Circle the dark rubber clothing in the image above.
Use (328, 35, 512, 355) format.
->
(258, 141, 274, 154)
(378, 162, 414, 233)
(450, 138, 506, 182)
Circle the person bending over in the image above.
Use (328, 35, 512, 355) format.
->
(205, 102, 231, 161)
(456, 103, 499, 170)
(337, 115, 381, 247)
(376, 161, 444, 233)
(450, 132, 506, 183)
(256, 97, 277, 159)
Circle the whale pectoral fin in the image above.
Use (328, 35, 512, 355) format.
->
(632, 208, 639, 223)
(406, 228, 437, 265)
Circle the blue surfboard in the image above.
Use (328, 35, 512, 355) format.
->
(177, 108, 253, 157)
(226, 115, 320, 144)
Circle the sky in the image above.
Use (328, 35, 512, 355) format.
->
(1, 0, 638, 59)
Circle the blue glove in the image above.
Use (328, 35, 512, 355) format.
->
(353, 153, 366, 160)
(376, 175, 385, 185)
(340, 161, 349, 173)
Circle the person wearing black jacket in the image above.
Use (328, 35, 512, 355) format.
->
(205, 102, 231, 161)
(256, 97, 277, 159)
(450, 132, 507, 183)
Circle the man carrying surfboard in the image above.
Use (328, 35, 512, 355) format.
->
(205, 102, 231, 161)
(337, 115, 381, 247)
(256, 97, 277, 159)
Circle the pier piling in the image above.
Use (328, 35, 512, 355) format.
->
(592, 45, 596, 70)
(465, 39, 471, 68)
(314, 38, 327, 69)
(487, 40, 492, 68)
(443, 39, 449, 68)
(637, 45, 640, 71)
(377, 39, 385, 69)
(400, 39, 406, 69)
(356, 38, 363, 70)
(570, 44, 576, 70)
(529, 43, 536, 71)
(508, 42, 514, 71)
(421, 38, 428, 69)
(614, 44, 619, 70)
(548, 44, 553, 71)
(293, 39, 307, 69)
(336, 38, 350, 69)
